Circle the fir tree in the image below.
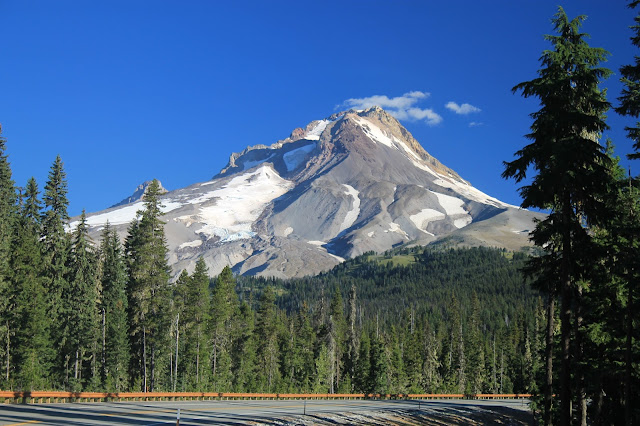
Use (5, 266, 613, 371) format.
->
(0, 126, 17, 387)
(41, 155, 71, 386)
(98, 222, 130, 391)
(65, 211, 99, 390)
(255, 286, 280, 392)
(125, 179, 171, 391)
(10, 178, 52, 390)
(503, 7, 614, 424)
(210, 265, 236, 391)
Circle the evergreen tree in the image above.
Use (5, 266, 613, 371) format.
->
(0, 126, 17, 387)
(98, 223, 130, 391)
(65, 211, 99, 390)
(41, 155, 71, 386)
(354, 329, 371, 393)
(292, 303, 315, 391)
(171, 269, 189, 391)
(125, 179, 171, 391)
(328, 287, 347, 393)
(10, 178, 52, 390)
(231, 300, 256, 392)
(503, 7, 614, 424)
(254, 286, 280, 392)
(210, 265, 236, 391)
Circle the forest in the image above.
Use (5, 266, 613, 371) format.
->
(1, 3, 640, 425)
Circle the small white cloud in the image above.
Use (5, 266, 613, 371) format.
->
(469, 122, 484, 127)
(341, 91, 442, 126)
(445, 101, 481, 115)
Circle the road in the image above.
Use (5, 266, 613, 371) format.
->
(0, 398, 532, 425)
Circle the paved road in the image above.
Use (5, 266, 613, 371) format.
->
(0, 398, 531, 425)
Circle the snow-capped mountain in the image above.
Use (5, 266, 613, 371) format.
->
(75, 107, 541, 278)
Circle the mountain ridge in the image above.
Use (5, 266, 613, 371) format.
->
(75, 106, 541, 279)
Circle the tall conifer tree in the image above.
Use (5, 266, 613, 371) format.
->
(41, 155, 71, 385)
(0, 127, 17, 387)
(210, 265, 236, 390)
(125, 179, 171, 391)
(65, 211, 99, 390)
(98, 222, 130, 391)
(10, 178, 52, 390)
(503, 7, 614, 424)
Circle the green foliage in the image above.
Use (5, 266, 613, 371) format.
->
(98, 223, 129, 391)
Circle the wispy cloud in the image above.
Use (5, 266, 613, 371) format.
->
(341, 91, 443, 126)
(469, 122, 484, 127)
(445, 101, 481, 115)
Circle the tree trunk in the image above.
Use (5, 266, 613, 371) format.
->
(174, 314, 179, 392)
(560, 205, 573, 426)
(574, 287, 586, 426)
(142, 325, 147, 392)
(5, 322, 9, 383)
(101, 309, 106, 380)
(625, 280, 633, 425)
(544, 293, 555, 426)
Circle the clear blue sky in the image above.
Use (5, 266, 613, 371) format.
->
(1, 1, 637, 217)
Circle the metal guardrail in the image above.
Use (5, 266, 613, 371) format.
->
(0, 390, 531, 404)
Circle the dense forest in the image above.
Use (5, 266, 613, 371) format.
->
(0, 149, 544, 397)
(1, 3, 640, 425)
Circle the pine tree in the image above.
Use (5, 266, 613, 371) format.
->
(255, 286, 280, 392)
(65, 211, 99, 390)
(182, 258, 211, 390)
(125, 179, 171, 391)
(98, 222, 130, 391)
(232, 300, 256, 392)
(210, 265, 236, 391)
(328, 287, 347, 393)
(503, 7, 614, 424)
(41, 155, 71, 386)
(0, 126, 17, 388)
(10, 178, 52, 390)
(0, 157, 14, 385)
(171, 269, 189, 391)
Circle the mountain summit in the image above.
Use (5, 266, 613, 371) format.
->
(76, 107, 541, 278)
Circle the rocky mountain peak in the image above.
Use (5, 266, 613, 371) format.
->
(110, 179, 167, 208)
(78, 106, 542, 280)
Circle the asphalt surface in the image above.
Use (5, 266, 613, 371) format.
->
(0, 398, 532, 425)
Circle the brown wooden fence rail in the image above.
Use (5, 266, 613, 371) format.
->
(0, 391, 532, 404)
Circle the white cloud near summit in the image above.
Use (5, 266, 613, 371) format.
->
(445, 101, 481, 115)
(342, 91, 443, 126)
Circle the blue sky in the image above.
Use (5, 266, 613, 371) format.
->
(1, 1, 637, 217)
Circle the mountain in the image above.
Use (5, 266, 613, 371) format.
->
(74, 107, 542, 279)
(109, 180, 168, 208)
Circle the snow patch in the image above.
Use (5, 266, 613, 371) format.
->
(283, 143, 316, 171)
(305, 119, 330, 140)
(242, 154, 274, 171)
(283, 226, 293, 237)
(367, 231, 375, 238)
(179, 240, 202, 249)
(79, 200, 183, 228)
(338, 184, 360, 233)
(409, 208, 445, 231)
(430, 190, 468, 216)
(385, 222, 409, 239)
(353, 116, 394, 147)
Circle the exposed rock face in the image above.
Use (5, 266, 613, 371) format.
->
(76, 107, 542, 278)
(110, 180, 167, 208)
